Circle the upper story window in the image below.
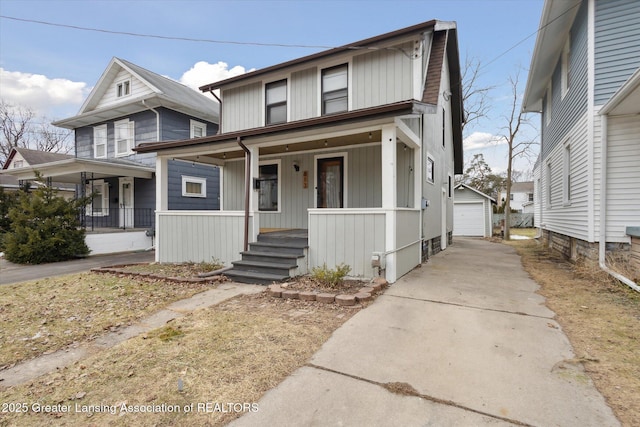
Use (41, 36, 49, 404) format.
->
(563, 142, 572, 205)
(545, 84, 552, 126)
(265, 80, 287, 125)
(426, 156, 435, 183)
(94, 124, 107, 158)
(190, 120, 207, 138)
(114, 119, 134, 157)
(322, 65, 348, 115)
(117, 80, 131, 98)
(13, 160, 24, 168)
(528, 193, 534, 202)
(561, 35, 571, 98)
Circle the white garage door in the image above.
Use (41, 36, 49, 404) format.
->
(454, 202, 485, 236)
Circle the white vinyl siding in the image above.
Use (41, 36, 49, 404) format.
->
(222, 82, 262, 132)
(604, 115, 640, 242)
(95, 71, 152, 110)
(93, 124, 107, 158)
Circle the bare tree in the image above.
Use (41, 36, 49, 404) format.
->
(461, 55, 493, 136)
(498, 71, 539, 240)
(0, 100, 72, 166)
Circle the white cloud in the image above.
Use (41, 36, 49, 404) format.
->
(179, 61, 254, 93)
(463, 131, 505, 151)
(0, 68, 88, 119)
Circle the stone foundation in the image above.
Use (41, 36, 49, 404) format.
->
(540, 229, 630, 263)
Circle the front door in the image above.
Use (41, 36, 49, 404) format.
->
(317, 157, 344, 208)
(118, 177, 134, 228)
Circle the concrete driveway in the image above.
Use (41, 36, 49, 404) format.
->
(230, 238, 619, 427)
(0, 251, 155, 285)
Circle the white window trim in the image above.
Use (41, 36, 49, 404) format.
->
(426, 155, 435, 184)
(314, 152, 348, 208)
(116, 79, 131, 98)
(94, 124, 107, 159)
(561, 37, 570, 99)
(258, 159, 282, 213)
(546, 161, 553, 208)
(114, 119, 134, 157)
(182, 175, 207, 198)
(545, 83, 552, 126)
(318, 62, 350, 117)
(87, 179, 109, 216)
(563, 141, 571, 206)
(190, 120, 207, 139)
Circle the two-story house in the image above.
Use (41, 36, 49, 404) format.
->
(523, 0, 640, 285)
(2, 58, 221, 255)
(136, 20, 464, 284)
(498, 181, 534, 213)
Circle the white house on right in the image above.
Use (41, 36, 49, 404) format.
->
(523, 0, 640, 279)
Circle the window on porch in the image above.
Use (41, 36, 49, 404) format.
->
(87, 180, 109, 216)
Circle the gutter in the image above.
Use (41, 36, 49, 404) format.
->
(598, 114, 640, 292)
(237, 137, 251, 252)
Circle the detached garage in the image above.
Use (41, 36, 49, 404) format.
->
(454, 184, 495, 237)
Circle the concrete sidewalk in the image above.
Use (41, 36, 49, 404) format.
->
(230, 238, 619, 427)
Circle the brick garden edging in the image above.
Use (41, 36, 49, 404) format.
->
(267, 277, 388, 306)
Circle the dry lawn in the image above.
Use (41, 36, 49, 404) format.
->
(0, 293, 358, 426)
(509, 239, 640, 427)
(0, 273, 212, 369)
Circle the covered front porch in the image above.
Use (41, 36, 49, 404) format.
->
(152, 109, 427, 283)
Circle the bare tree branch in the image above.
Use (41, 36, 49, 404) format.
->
(461, 54, 494, 135)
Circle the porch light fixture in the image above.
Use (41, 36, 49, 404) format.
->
(223, 152, 226, 159)
(324, 140, 328, 147)
(285, 145, 289, 151)
(369, 132, 372, 140)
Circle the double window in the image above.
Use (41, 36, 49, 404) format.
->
(266, 80, 287, 125)
(116, 80, 131, 98)
(322, 65, 348, 115)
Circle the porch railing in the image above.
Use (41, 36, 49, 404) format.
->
(80, 208, 155, 231)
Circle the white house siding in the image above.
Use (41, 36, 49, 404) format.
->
(533, 165, 542, 229)
(541, 112, 591, 242)
(290, 67, 317, 121)
(604, 115, 640, 242)
(352, 41, 415, 110)
(223, 145, 382, 229)
(594, 0, 640, 105)
(95, 70, 153, 110)
(308, 210, 385, 278)
(222, 82, 262, 132)
(156, 211, 251, 264)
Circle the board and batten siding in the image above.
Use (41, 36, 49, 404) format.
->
(352, 41, 415, 110)
(394, 209, 422, 278)
(222, 82, 262, 132)
(224, 145, 382, 229)
(541, 0, 589, 159)
(290, 67, 317, 121)
(604, 114, 640, 242)
(94, 70, 154, 111)
(541, 111, 591, 242)
(157, 212, 250, 264)
(308, 210, 385, 278)
(594, 0, 640, 105)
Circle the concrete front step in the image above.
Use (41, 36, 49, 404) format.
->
(231, 259, 297, 276)
(224, 269, 288, 285)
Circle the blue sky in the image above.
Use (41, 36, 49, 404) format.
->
(0, 0, 544, 175)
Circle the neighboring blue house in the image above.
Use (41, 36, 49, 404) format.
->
(523, 0, 640, 284)
(3, 58, 221, 254)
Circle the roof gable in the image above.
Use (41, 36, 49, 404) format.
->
(3, 147, 73, 170)
(454, 183, 496, 202)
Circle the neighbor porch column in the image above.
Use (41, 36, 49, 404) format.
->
(381, 124, 397, 282)
(155, 155, 169, 262)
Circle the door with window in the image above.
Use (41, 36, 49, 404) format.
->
(316, 157, 344, 208)
(118, 177, 134, 228)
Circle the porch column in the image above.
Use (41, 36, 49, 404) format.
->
(248, 145, 260, 243)
(381, 124, 397, 282)
(155, 155, 168, 262)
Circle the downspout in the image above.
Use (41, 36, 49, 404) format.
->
(141, 100, 160, 141)
(209, 90, 222, 135)
(237, 137, 250, 252)
(598, 114, 640, 292)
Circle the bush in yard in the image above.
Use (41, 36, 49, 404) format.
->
(4, 181, 90, 264)
(0, 187, 20, 252)
(310, 263, 351, 288)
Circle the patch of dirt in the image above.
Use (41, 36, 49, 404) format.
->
(118, 262, 223, 279)
(508, 239, 640, 427)
(281, 277, 369, 295)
